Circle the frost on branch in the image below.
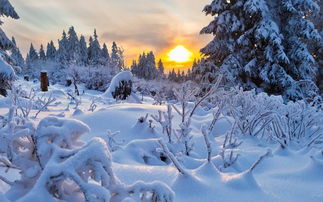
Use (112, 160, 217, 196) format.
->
(1, 112, 174, 201)
(33, 117, 90, 168)
(20, 138, 117, 202)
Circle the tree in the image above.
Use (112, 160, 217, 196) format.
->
(130, 59, 138, 76)
(67, 26, 80, 64)
(0, 0, 19, 96)
(88, 29, 101, 65)
(131, 51, 158, 80)
(201, 0, 321, 101)
(46, 40, 56, 61)
(10, 36, 24, 68)
(79, 35, 88, 65)
(110, 41, 124, 70)
(57, 30, 69, 66)
(25, 43, 38, 68)
(39, 44, 46, 61)
(101, 43, 110, 66)
(158, 59, 165, 76)
(168, 68, 176, 81)
(145, 51, 158, 80)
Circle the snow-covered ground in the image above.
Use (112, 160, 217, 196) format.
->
(0, 79, 323, 202)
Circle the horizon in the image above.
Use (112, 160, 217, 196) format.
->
(3, 0, 212, 69)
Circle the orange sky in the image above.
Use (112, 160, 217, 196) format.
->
(3, 0, 213, 70)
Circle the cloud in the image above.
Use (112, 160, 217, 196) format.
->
(3, 0, 212, 66)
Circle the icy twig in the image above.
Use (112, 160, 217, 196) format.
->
(158, 139, 187, 175)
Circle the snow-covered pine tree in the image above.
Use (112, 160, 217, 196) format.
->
(88, 29, 101, 65)
(101, 43, 110, 66)
(158, 59, 165, 77)
(0, 0, 19, 96)
(110, 41, 124, 70)
(187, 68, 192, 80)
(79, 35, 88, 65)
(25, 43, 38, 68)
(57, 30, 69, 67)
(67, 26, 80, 64)
(200, 0, 321, 101)
(25, 43, 39, 79)
(46, 40, 56, 61)
(145, 51, 158, 80)
(168, 68, 176, 81)
(280, 0, 321, 100)
(39, 44, 46, 61)
(10, 36, 24, 68)
(130, 59, 139, 76)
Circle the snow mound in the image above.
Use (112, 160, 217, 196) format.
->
(102, 71, 133, 99)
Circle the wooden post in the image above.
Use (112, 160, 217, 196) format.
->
(40, 71, 48, 92)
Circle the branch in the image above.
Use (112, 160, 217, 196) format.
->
(158, 139, 187, 175)
(248, 149, 272, 173)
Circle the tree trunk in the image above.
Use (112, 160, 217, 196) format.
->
(40, 72, 48, 92)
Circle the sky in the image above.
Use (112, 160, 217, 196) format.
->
(3, 0, 213, 69)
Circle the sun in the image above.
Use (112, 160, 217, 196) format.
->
(167, 45, 193, 63)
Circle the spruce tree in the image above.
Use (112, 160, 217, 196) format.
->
(88, 29, 101, 65)
(157, 59, 165, 76)
(10, 36, 24, 68)
(111, 41, 124, 70)
(46, 41, 56, 61)
(201, 0, 321, 100)
(67, 26, 80, 64)
(57, 31, 69, 66)
(79, 35, 87, 65)
(101, 43, 110, 66)
(39, 44, 46, 61)
(0, 0, 19, 96)
(130, 60, 138, 76)
(26, 43, 38, 68)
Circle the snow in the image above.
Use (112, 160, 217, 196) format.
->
(0, 78, 322, 201)
(102, 70, 133, 98)
(0, 53, 15, 79)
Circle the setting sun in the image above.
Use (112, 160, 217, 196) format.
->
(167, 45, 193, 63)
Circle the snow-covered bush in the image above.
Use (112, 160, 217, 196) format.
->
(224, 88, 323, 148)
(103, 71, 133, 100)
(132, 77, 176, 101)
(83, 65, 116, 91)
(1, 103, 174, 201)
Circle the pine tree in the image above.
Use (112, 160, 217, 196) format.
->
(26, 43, 38, 68)
(88, 29, 101, 65)
(0, 0, 19, 96)
(130, 59, 138, 76)
(201, 0, 321, 100)
(110, 41, 124, 70)
(67, 26, 80, 64)
(46, 41, 56, 61)
(146, 51, 158, 80)
(79, 35, 87, 65)
(39, 44, 46, 61)
(157, 59, 165, 76)
(10, 36, 24, 67)
(187, 68, 192, 80)
(101, 43, 110, 66)
(57, 31, 69, 66)
(168, 68, 176, 81)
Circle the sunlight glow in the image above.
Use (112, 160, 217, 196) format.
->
(167, 45, 193, 63)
